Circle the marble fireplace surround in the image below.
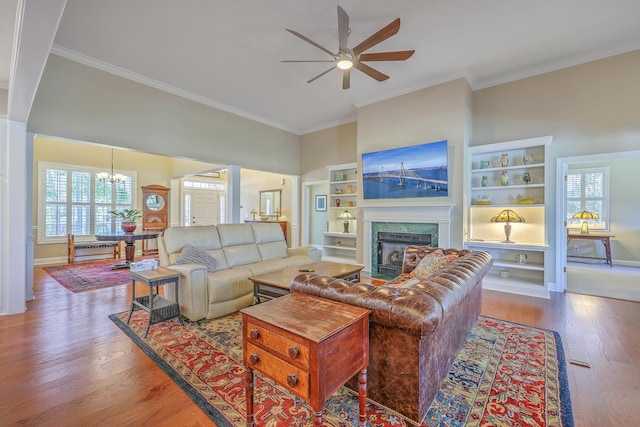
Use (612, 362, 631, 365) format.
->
(362, 205, 455, 274)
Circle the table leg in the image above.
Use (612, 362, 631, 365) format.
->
(358, 369, 368, 427)
(125, 242, 135, 263)
(144, 284, 153, 338)
(174, 278, 184, 326)
(245, 367, 255, 427)
(126, 279, 136, 324)
(602, 238, 613, 267)
(312, 408, 323, 426)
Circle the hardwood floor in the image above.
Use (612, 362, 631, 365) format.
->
(1, 267, 638, 426)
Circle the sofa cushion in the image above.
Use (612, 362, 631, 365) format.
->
(257, 241, 289, 261)
(409, 249, 445, 281)
(163, 225, 221, 255)
(175, 244, 220, 272)
(217, 224, 256, 246)
(252, 223, 286, 243)
(223, 244, 261, 267)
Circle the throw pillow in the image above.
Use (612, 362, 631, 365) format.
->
(409, 249, 445, 281)
(175, 244, 219, 272)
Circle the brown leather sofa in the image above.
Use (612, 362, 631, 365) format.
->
(290, 246, 493, 424)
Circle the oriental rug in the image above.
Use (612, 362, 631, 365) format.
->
(109, 311, 573, 427)
(44, 257, 155, 293)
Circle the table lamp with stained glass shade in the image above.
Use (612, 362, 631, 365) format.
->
(573, 210, 599, 234)
(337, 210, 356, 233)
(490, 209, 526, 243)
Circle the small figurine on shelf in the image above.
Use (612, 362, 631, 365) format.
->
(347, 184, 354, 194)
(523, 154, 534, 165)
(481, 176, 488, 187)
(336, 199, 341, 207)
(501, 170, 509, 186)
(500, 153, 509, 167)
(523, 172, 531, 184)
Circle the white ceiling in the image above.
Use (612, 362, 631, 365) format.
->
(3, 0, 640, 134)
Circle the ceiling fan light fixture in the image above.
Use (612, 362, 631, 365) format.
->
(337, 56, 353, 70)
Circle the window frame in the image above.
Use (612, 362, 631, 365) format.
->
(566, 166, 610, 232)
(37, 161, 138, 244)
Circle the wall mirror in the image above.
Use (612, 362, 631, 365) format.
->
(259, 189, 281, 216)
(145, 194, 165, 211)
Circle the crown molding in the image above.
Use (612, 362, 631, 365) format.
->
(470, 43, 640, 91)
(50, 45, 303, 135)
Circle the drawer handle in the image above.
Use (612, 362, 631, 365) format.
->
(287, 374, 298, 387)
(249, 329, 260, 340)
(287, 346, 299, 359)
(249, 353, 259, 365)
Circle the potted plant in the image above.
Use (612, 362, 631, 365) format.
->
(109, 208, 142, 232)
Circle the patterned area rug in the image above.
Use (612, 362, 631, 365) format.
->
(110, 310, 573, 426)
(44, 259, 135, 293)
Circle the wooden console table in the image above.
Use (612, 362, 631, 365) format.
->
(241, 293, 370, 426)
(567, 233, 614, 267)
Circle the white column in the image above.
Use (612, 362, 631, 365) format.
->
(2, 120, 28, 314)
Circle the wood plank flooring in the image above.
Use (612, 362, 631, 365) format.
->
(0, 266, 638, 426)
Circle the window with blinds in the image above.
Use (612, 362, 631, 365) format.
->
(566, 167, 609, 231)
(38, 162, 137, 244)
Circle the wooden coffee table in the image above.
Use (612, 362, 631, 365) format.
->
(249, 261, 364, 303)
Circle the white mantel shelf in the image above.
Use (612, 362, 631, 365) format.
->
(362, 204, 455, 273)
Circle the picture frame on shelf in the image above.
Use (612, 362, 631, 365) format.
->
(315, 195, 327, 212)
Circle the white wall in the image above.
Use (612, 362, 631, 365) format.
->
(28, 55, 302, 175)
(473, 50, 640, 281)
(357, 78, 473, 260)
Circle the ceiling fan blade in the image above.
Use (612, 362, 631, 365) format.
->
(337, 6, 349, 52)
(352, 18, 401, 56)
(354, 62, 389, 81)
(342, 69, 351, 90)
(281, 60, 334, 63)
(286, 29, 336, 57)
(359, 50, 415, 62)
(307, 66, 336, 84)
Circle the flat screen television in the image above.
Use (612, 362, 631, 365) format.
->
(362, 140, 448, 199)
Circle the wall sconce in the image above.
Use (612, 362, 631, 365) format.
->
(490, 209, 526, 243)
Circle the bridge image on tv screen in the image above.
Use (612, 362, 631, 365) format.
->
(362, 140, 448, 199)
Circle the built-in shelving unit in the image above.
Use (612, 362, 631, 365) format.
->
(322, 163, 358, 264)
(464, 136, 552, 298)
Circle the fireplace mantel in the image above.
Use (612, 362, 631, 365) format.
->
(362, 205, 454, 273)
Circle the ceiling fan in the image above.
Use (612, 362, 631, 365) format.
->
(282, 6, 415, 89)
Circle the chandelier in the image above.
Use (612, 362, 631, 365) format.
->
(97, 149, 127, 184)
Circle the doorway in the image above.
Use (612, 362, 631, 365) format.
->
(302, 181, 329, 252)
(556, 150, 640, 300)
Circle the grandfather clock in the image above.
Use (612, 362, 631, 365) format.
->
(141, 185, 170, 255)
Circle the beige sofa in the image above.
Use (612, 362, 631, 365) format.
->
(158, 223, 317, 321)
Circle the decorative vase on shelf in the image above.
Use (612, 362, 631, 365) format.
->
(336, 199, 341, 207)
(481, 176, 488, 187)
(121, 223, 137, 233)
(501, 170, 509, 186)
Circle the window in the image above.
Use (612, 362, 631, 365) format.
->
(566, 167, 609, 231)
(38, 162, 137, 243)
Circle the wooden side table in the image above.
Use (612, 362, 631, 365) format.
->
(127, 267, 183, 337)
(567, 233, 615, 267)
(241, 293, 370, 426)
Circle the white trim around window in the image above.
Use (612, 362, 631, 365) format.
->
(37, 161, 137, 244)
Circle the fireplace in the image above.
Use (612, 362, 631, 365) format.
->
(362, 205, 454, 275)
(377, 232, 431, 276)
